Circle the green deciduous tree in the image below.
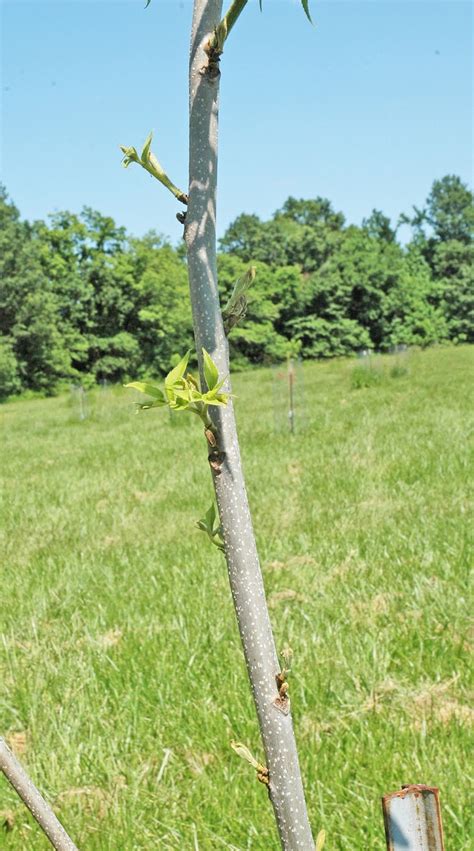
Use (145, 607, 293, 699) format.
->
(362, 208, 397, 243)
(0, 187, 73, 396)
(34, 209, 193, 383)
(287, 315, 371, 358)
(0, 337, 21, 400)
(433, 239, 474, 342)
(220, 196, 345, 272)
(402, 177, 474, 344)
(385, 247, 448, 347)
(1, 168, 472, 400)
(217, 255, 295, 365)
(425, 175, 474, 244)
(131, 235, 194, 374)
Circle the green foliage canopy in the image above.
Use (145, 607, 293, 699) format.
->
(0, 176, 472, 399)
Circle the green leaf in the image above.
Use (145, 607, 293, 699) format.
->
(120, 145, 139, 168)
(137, 399, 166, 411)
(202, 376, 227, 402)
(258, 0, 309, 21)
(173, 390, 191, 408)
(205, 503, 216, 530)
(196, 503, 225, 553)
(300, 0, 312, 23)
(188, 390, 204, 405)
(145, 0, 151, 7)
(280, 646, 294, 670)
(169, 394, 190, 411)
(223, 266, 255, 316)
(125, 381, 165, 403)
(141, 131, 153, 164)
(186, 372, 200, 391)
(230, 742, 262, 771)
(235, 269, 254, 299)
(204, 393, 230, 407)
(165, 350, 191, 391)
(148, 152, 166, 179)
(202, 348, 219, 391)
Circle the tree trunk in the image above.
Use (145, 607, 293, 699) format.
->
(0, 738, 78, 851)
(184, 2, 314, 848)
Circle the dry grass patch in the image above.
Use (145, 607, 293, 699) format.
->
(5, 731, 28, 756)
(268, 588, 305, 608)
(184, 751, 215, 776)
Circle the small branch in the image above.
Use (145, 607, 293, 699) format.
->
(120, 132, 188, 204)
(205, 0, 249, 69)
(0, 738, 78, 851)
(217, 0, 249, 44)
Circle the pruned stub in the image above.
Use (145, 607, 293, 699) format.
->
(382, 785, 444, 851)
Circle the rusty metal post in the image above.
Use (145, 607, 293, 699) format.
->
(382, 785, 445, 851)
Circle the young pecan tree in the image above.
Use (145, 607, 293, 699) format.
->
(122, 1, 318, 848)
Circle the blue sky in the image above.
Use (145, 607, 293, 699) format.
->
(1, 1, 472, 244)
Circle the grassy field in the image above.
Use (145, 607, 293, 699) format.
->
(0, 346, 472, 850)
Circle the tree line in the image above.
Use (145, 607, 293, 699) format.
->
(0, 175, 472, 399)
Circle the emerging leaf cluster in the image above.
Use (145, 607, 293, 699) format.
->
(230, 741, 266, 773)
(196, 502, 225, 553)
(125, 349, 230, 425)
(222, 266, 255, 333)
(120, 132, 187, 204)
(279, 646, 294, 677)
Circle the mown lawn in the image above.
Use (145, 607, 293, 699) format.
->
(0, 346, 472, 850)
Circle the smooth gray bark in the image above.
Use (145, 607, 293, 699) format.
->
(0, 737, 78, 851)
(184, 3, 314, 848)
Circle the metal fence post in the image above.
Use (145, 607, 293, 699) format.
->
(382, 784, 445, 851)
